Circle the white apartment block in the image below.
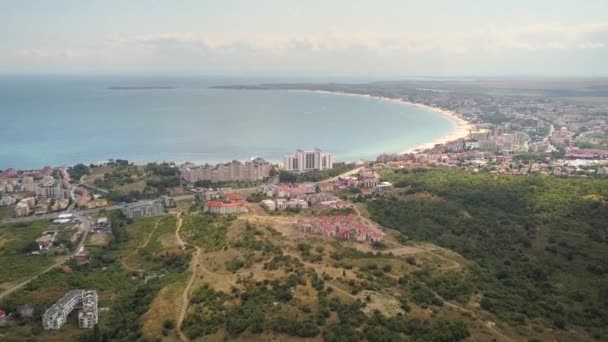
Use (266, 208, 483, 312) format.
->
(181, 157, 271, 183)
(121, 200, 164, 219)
(283, 148, 333, 172)
(42, 290, 98, 330)
(36, 181, 64, 199)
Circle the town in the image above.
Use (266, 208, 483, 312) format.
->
(0, 86, 607, 339)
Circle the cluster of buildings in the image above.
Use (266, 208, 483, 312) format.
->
(465, 126, 530, 152)
(200, 190, 248, 215)
(375, 145, 608, 177)
(0, 166, 77, 217)
(283, 148, 333, 172)
(295, 214, 384, 243)
(181, 157, 271, 183)
(331, 169, 393, 195)
(257, 183, 316, 198)
(42, 290, 98, 330)
(257, 181, 350, 212)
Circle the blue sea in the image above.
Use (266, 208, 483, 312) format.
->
(0, 75, 455, 169)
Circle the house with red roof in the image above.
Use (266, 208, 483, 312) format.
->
(295, 214, 384, 244)
(203, 193, 248, 215)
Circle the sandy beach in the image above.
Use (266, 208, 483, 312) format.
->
(310, 90, 472, 154)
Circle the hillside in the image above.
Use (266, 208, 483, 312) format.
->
(1, 170, 606, 341)
(368, 169, 608, 341)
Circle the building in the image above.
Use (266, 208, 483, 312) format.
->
(121, 200, 164, 219)
(14, 197, 36, 217)
(160, 195, 175, 208)
(181, 157, 271, 183)
(0, 195, 16, 207)
(36, 231, 58, 250)
(22, 176, 35, 193)
(36, 180, 64, 199)
(42, 290, 98, 330)
(374, 182, 393, 194)
(263, 198, 309, 211)
(283, 148, 333, 172)
(260, 199, 276, 211)
(294, 214, 384, 243)
(306, 192, 337, 205)
(93, 217, 111, 233)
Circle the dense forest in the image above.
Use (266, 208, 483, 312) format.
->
(367, 169, 608, 339)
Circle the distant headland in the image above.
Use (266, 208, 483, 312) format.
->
(107, 86, 175, 90)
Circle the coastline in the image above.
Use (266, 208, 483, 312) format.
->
(307, 90, 472, 154)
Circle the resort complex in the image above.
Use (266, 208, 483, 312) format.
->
(295, 214, 384, 243)
(42, 290, 98, 330)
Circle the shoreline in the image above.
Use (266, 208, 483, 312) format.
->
(2, 90, 473, 170)
(305, 90, 472, 154)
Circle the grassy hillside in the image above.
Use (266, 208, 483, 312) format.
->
(368, 169, 608, 340)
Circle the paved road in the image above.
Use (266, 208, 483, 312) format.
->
(0, 214, 90, 301)
(328, 167, 363, 182)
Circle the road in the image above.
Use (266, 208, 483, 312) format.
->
(328, 167, 363, 181)
(0, 194, 196, 225)
(0, 214, 91, 301)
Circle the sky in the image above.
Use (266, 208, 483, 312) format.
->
(1, 0, 608, 77)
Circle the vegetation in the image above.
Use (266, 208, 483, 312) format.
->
(94, 162, 181, 202)
(279, 162, 356, 183)
(0, 221, 58, 285)
(94, 164, 142, 189)
(179, 213, 233, 251)
(0, 212, 191, 342)
(368, 169, 608, 338)
(69, 163, 90, 180)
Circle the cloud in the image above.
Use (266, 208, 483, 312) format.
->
(2, 22, 607, 75)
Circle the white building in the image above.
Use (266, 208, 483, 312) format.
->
(260, 199, 276, 211)
(262, 198, 308, 211)
(283, 148, 333, 172)
(0, 195, 16, 206)
(42, 290, 98, 330)
(36, 180, 64, 199)
(121, 200, 164, 219)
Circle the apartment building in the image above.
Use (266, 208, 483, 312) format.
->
(36, 180, 64, 199)
(203, 192, 248, 215)
(283, 148, 333, 172)
(121, 200, 164, 219)
(181, 157, 271, 183)
(42, 290, 98, 330)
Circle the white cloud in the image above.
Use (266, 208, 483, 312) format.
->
(2, 22, 607, 74)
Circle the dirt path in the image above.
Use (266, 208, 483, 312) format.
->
(431, 289, 515, 342)
(174, 213, 198, 342)
(121, 219, 160, 273)
(176, 246, 200, 342)
(174, 213, 185, 248)
(141, 219, 161, 249)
